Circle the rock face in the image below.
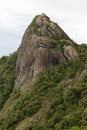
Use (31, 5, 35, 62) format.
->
(64, 45, 78, 61)
(15, 13, 78, 87)
(34, 47, 53, 77)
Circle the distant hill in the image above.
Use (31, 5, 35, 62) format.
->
(0, 14, 87, 130)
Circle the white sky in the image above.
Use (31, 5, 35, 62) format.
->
(0, 0, 87, 57)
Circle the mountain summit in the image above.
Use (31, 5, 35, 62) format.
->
(0, 14, 87, 130)
(15, 13, 78, 87)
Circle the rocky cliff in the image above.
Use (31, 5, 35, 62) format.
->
(15, 13, 78, 87)
(0, 14, 87, 130)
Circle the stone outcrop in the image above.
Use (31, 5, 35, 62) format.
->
(64, 45, 78, 60)
(34, 47, 53, 77)
(15, 13, 78, 87)
(53, 51, 66, 64)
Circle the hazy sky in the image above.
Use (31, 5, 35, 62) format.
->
(0, 0, 87, 57)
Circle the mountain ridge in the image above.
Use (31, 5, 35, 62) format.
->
(0, 14, 87, 130)
(15, 13, 78, 87)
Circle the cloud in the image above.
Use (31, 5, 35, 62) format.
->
(0, 0, 87, 57)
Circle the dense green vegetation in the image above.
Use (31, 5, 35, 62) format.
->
(0, 44, 87, 130)
(0, 51, 17, 110)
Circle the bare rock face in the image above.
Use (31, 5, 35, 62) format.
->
(15, 13, 78, 87)
(64, 45, 78, 60)
(34, 47, 53, 77)
(57, 51, 66, 63)
(36, 13, 49, 27)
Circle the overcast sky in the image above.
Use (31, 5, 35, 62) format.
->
(0, 0, 87, 57)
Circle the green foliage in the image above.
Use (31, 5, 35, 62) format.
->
(0, 44, 87, 130)
(29, 16, 38, 34)
(0, 51, 18, 110)
(26, 123, 44, 130)
(0, 88, 41, 130)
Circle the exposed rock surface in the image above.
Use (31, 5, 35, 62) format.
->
(64, 45, 78, 60)
(34, 47, 53, 77)
(15, 13, 78, 87)
(53, 51, 66, 64)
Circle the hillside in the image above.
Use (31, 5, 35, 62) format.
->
(0, 14, 87, 130)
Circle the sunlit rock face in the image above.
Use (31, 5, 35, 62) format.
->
(15, 13, 78, 87)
